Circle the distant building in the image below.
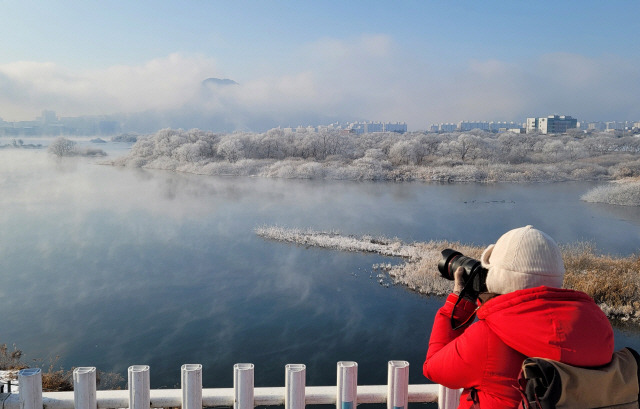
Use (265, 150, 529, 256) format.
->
(432, 121, 521, 133)
(489, 121, 523, 132)
(605, 121, 624, 131)
(39, 110, 58, 124)
(587, 122, 606, 131)
(526, 115, 577, 134)
(365, 122, 384, 133)
(459, 121, 490, 132)
(345, 121, 407, 134)
(437, 123, 457, 132)
(383, 122, 407, 133)
(347, 123, 366, 135)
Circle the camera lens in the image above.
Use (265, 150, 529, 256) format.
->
(438, 248, 488, 294)
(438, 249, 463, 280)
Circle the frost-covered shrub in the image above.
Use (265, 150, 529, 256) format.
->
(610, 159, 640, 179)
(264, 159, 301, 179)
(348, 149, 393, 180)
(581, 182, 640, 206)
(571, 164, 608, 180)
(129, 138, 154, 158)
(297, 161, 326, 179)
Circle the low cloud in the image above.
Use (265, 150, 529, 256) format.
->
(1, 36, 639, 131)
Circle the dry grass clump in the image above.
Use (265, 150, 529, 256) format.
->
(40, 357, 74, 391)
(1, 343, 124, 391)
(0, 343, 27, 370)
(562, 243, 640, 320)
(38, 357, 124, 391)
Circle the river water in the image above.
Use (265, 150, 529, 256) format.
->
(1, 143, 639, 389)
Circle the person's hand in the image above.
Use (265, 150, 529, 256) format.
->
(453, 266, 466, 295)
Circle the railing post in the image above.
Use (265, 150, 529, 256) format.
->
(181, 364, 202, 409)
(438, 385, 462, 409)
(336, 361, 357, 409)
(128, 365, 150, 409)
(387, 361, 409, 409)
(234, 363, 254, 409)
(285, 364, 306, 409)
(73, 367, 97, 409)
(18, 368, 42, 409)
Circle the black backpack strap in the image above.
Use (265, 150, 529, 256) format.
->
(518, 358, 563, 409)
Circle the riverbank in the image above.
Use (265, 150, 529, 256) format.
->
(255, 226, 640, 323)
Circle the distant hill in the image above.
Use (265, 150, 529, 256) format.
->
(202, 78, 238, 86)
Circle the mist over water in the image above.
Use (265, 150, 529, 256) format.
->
(1, 146, 639, 388)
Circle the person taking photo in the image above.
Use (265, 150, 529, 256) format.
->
(423, 225, 614, 409)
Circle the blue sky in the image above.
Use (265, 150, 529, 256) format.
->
(1, 1, 639, 130)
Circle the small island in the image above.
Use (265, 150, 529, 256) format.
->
(108, 127, 640, 206)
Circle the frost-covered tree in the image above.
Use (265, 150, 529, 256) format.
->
(388, 140, 417, 165)
(48, 137, 77, 157)
(565, 140, 587, 160)
(217, 137, 245, 163)
(414, 134, 440, 164)
(542, 140, 565, 161)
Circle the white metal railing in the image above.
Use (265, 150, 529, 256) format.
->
(0, 361, 462, 409)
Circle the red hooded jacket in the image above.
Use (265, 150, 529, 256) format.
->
(423, 286, 614, 409)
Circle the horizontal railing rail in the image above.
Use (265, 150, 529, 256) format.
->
(0, 361, 462, 409)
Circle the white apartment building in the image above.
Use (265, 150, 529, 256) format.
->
(526, 115, 577, 134)
(526, 118, 539, 133)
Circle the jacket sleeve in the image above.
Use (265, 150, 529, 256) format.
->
(423, 293, 488, 389)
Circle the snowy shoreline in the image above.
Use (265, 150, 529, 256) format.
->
(255, 226, 640, 323)
(256, 226, 476, 297)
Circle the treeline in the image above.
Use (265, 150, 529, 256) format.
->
(110, 128, 640, 183)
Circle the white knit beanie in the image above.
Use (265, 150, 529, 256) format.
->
(480, 225, 565, 294)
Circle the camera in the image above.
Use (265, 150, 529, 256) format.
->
(438, 249, 488, 295)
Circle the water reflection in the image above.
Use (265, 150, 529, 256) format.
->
(0, 149, 639, 389)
